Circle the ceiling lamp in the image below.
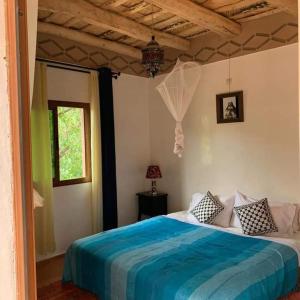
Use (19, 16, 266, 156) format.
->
(142, 36, 164, 78)
(141, 3, 164, 78)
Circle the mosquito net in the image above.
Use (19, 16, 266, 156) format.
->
(156, 59, 202, 157)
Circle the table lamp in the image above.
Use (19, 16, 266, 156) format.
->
(146, 165, 162, 195)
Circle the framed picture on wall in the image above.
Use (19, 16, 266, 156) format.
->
(216, 91, 244, 123)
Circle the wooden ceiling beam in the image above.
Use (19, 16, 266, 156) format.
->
(266, 0, 297, 16)
(37, 21, 142, 59)
(39, 0, 190, 50)
(148, 0, 241, 36)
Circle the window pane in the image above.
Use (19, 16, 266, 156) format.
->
(58, 106, 86, 181)
(49, 110, 55, 179)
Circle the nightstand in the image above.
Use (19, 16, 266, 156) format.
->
(137, 192, 168, 221)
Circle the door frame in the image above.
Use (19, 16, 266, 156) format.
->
(6, 0, 37, 299)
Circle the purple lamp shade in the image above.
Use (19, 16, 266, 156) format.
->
(146, 165, 162, 179)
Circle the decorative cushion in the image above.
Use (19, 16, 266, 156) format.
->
(188, 193, 234, 227)
(231, 191, 299, 236)
(234, 198, 278, 236)
(191, 191, 224, 224)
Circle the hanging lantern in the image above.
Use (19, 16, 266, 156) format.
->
(142, 36, 164, 78)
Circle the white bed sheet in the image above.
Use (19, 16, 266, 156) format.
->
(167, 211, 300, 265)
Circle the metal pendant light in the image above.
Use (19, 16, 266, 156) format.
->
(142, 3, 164, 78)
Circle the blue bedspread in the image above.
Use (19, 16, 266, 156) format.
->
(63, 216, 298, 300)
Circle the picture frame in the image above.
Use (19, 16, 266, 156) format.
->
(216, 91, 244, 124)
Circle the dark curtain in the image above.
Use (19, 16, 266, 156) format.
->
(98, 67, 118, 230)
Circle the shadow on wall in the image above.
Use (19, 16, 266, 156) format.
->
(148, 78, 185, 213)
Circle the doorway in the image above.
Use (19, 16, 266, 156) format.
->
(5, 0, 37, 299)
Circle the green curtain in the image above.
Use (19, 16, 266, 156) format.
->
(31, 62, 56, 255)
(90, 71, 102, 233)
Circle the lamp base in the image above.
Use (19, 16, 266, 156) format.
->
(151, 180, 158, 196)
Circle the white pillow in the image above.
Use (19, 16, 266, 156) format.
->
(213, 195, 235, 227)
(266, 204, 296, 237)
(188, 192, 234, 227)
(293, 204, 300, 232)
(231, 191, 297, 237)
(230, 191, 254, 227)
(269, 202, 299, 234)
(188, 193, 205, 212)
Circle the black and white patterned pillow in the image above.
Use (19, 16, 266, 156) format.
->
(234, 198, 278, 236)
(191, 191, 224, 224)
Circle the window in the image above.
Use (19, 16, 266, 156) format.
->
(48, 100, 91, 186)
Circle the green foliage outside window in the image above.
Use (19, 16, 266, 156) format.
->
(49, 106, 86, 182)
(49, 110, 55, 178)
(58, 107, 84, 180)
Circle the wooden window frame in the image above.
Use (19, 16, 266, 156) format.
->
(48, 100, 92, 187)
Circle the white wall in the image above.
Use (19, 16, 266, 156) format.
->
(149, 44, 299, 211)
(113, 74, 150, 226)
(47, 67, 90, 102)
(52, 184, 92, 254)
(0, 1, 16, 299)
(39, 69, 150, 259)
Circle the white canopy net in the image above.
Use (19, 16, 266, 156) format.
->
(156, 59, 202, 157)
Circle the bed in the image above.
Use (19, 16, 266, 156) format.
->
(63, 212, 299, 300)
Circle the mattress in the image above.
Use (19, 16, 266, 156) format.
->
(167, 211, 300, 264)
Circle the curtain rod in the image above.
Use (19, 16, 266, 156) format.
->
(36, 58, 121, 78)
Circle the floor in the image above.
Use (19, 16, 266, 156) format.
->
(36, 255, 98, 299)
(36, 254, 65, 288)
(37, 281, 97, 300)
(37, 280, 300, 300)
(283, 293, 300, 300)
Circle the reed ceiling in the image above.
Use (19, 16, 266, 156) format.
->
(37, 0, 297, 60)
